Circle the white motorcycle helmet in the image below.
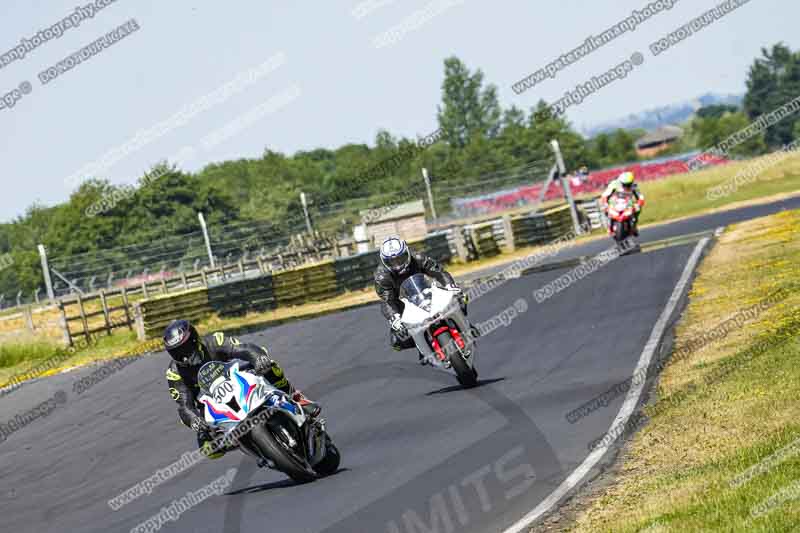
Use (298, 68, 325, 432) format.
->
(380, 237, 411, 275)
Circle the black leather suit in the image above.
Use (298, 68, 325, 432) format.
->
(373, 252, 456, 350)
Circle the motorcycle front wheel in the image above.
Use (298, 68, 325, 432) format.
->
(249, 422, 317, 483)
(614, 220, 629, 242)
(439, 331, 478, 388)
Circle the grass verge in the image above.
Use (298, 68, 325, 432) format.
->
(637, 151, 800, 225)
(0, 341, 61, 369)
(567, 208, 800, 532)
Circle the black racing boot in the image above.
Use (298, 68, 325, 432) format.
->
(197, 432, 226, 459)
(418, 350, 431, 366)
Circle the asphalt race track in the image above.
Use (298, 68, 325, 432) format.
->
(1, 196, 798, 533)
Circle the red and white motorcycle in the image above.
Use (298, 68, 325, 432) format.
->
(399, 274, 479, 388)
(605, 191, 640, 252)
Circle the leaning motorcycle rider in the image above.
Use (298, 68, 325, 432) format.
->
(374, 236, 474, 364)
(163, 319, 319, 458)
(599, 171, 645, 236)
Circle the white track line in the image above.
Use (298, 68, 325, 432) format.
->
(502, 236, 711, 533)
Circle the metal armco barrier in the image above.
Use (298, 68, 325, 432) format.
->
(466, 222, 502, 259)
(576, 198, 605, 230)
(512, 204, 574, 247)
(4, 209, 574, 345)
(139, 288, 211, 339)
(414, 232, 452, 263)
(334, 253, 378, 292)
(272, 262, 338, 307)
(208, 275, 276, 316)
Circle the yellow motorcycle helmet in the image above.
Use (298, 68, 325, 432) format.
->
(618, 171, 635, 187)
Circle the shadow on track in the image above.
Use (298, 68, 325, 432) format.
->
(425, 377, 506, 395)
(226, 479, 296, 496)
(227, 468, 351, 496)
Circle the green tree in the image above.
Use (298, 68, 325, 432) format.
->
(692, 112, 767, 157)
(696, 104, 739, 120)
(586, 129, 638, 168)
(744, 43, 800, 147)
(527, 101, 588, 164)
(494, 106, 530, 163)
(437, 57, 501, 148)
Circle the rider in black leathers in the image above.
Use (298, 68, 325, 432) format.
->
(373, 237, 468, 358)
(163, 319, 318, 458)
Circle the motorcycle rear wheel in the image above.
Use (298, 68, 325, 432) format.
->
(313, 441, 341, 476)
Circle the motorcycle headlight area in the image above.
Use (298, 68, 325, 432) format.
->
(225, 396, 241, 412)
(265, 393, 300, 415)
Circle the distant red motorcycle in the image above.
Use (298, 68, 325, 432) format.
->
(605, 191, 639, 249)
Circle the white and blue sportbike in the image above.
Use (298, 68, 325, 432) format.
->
(197, 359, 340, 483)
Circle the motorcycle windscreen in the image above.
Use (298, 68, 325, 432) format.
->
(429, 285, 456, 316)
(197, 361, 227, 396)
(399, 273, 434, 312)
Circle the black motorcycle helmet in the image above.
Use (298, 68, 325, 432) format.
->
(163, 319, 204, 365)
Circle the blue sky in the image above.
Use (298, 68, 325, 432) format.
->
(0, 0, 796, 222)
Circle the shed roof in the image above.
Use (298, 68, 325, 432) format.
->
(635, 125, 683, 148)
(361, 199, 426, 224)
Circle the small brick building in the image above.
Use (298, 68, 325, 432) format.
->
(361, 200, 428, 247)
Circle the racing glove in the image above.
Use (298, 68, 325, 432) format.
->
(445, 283, 468, 307)
(390, 313, 406, 335)
(253, 354, 277, 375)
(190, 415, 210, 434)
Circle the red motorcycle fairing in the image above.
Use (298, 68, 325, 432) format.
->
(430, 325, 466, 361)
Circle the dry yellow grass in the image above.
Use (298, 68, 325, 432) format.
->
(0, 290, 147, 344)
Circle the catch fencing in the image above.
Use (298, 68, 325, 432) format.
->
(1, 202, 585, 345)
(449, 150, 728, 218)
(133, 206, 577, 340)
(134, 234, 452, 339)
